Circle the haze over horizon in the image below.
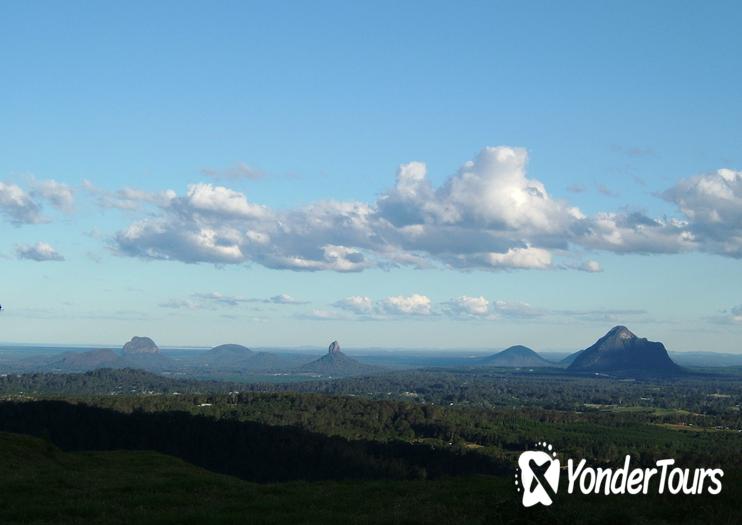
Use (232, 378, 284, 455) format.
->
(1, 2, 741, 352)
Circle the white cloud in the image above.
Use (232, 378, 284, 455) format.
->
(296, 309, 350, 321)
(577, 211, 696, 254)
(0, 182, 44, 224)
(183, 183, 269, 220)
(578, 260, 603, 273)
(444, 296, 491, 317)
(16, 242, 65, 262)
(379, 294, 432, 316)
(31, 179, 75, 212)
(333, 296, 374, 314)
(663, 168, 742, 257)
(485, 246, 552, 269)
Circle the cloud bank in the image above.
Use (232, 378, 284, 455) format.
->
(8, 147, 739, 272)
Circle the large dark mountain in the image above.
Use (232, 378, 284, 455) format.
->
(300, 341, 382, 377)
(477, 345, 554, 367)
(568, 326, 681, 374)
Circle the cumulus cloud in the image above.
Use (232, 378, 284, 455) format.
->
(112, 147, 578, 271)
(663, 168, 742, 257)
(107, 146, 742, 272)
(31, 179, 75, 212)
(0, 182, 45, 224)
(0, 178, 77, 224)
(16, 242, 65, 262)
(333, 296, 374, 314)
(331, 294, 432, 318)
(379, 294, 432, 316)
(576, 211, 696, 254)
(443, 296, 491, 317)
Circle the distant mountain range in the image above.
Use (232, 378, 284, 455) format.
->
(476, 345, 554, 368)
(0, 327, 708, 377)
(567, 326, 682, 375)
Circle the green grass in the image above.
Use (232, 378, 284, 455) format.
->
(0, 432, 739, 525)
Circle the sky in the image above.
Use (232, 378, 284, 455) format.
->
(1, 1, 741, 352)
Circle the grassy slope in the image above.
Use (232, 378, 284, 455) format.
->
(0, 432, 739, 525)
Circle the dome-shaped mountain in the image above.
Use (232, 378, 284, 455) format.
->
(568, 326, 681, 375)
(122, 336, 160, 354)
(194, 343, 304, 371)
(201, 344, 254, 365)
(478, 345, 554, 367)
(300, 341, 382, 377)
(120, 336, 175, 371)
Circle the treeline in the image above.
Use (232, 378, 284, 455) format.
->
(0, 368, 238, 395)
(85, 391, 742, 469)
(249, 369, 742, 416)
(0, 400, 504, 482)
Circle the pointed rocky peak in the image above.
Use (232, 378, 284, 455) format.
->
(568, 326, 681, 375)
(605, 325, 636, 340)
(328, 340, 341, 355)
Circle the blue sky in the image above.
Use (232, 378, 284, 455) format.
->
(1, 1, 741, 351)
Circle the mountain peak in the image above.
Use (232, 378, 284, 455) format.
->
(122, 336, 159, 354)
(300, 340, 382, 376)
(606, 325, 636, 340)
(478, 345, 553, 368)
(569, 327, 680, 375)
